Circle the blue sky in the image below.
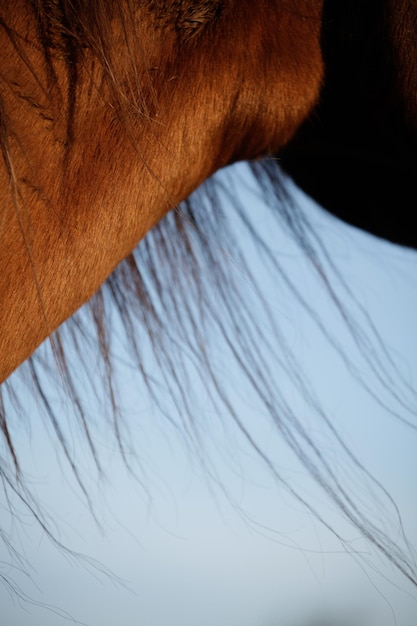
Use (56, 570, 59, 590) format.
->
(1, 163, 416, 626)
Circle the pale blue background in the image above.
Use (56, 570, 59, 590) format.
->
(1, 164, 416, 626)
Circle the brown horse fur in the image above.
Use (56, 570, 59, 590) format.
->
(0, 0, 323, 383)
(0, 0, 417, 592)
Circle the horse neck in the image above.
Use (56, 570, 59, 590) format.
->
(0, 0, 323, 382)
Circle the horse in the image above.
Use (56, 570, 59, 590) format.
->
(1, 0, 416, 616)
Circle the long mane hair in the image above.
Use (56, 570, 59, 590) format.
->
(0, 0, 416, 593)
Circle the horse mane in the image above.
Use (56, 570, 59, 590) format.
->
(0, 0, 416, 593)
